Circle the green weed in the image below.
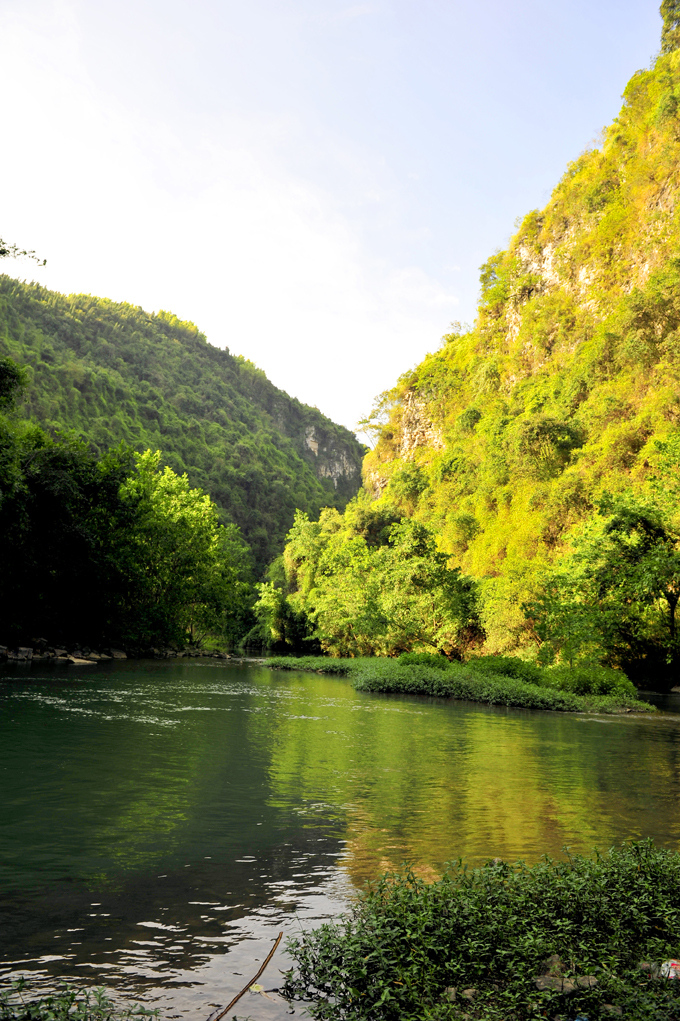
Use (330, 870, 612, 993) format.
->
(283, 841, 680, 1020)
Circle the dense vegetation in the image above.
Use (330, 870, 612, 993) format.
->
(0, 278, 364, 570)
(252, 503, 482, 656)
(283, 841, 680, 1020)
(0, 982, 156, 1021)
(262, 22, 680, 683)
(266, 654, 653, 714)
(0, 359, 253, 649)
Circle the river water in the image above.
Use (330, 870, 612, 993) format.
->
(1, 660, 680, 1019)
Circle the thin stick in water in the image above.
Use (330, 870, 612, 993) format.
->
(206, 932, 283, 1021)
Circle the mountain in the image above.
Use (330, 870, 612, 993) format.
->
(360, 38, 680, 652)
(0, 278, 364, 570)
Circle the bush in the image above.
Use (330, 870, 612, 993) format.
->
(266, 656, 653, 713)
(0, 982, 157, 1021)
(352, 660, 585, 712)
(283, 841, 680, 1021)
(398, 651, 451, 670)
(466, 655, 543, 685)
(266, 655, 353, 675)
(544, 664, 637, 697)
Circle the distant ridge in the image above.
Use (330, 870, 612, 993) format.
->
(0, 277, 364, 569)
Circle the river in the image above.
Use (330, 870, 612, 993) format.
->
(1, 659, 680, 1019)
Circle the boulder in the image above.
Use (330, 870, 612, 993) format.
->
(68, 656, 93, 665)
(110, 649, 127, 660)
(534, 955, 597, 995)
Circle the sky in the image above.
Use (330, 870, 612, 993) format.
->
(0, 0, 663, 434)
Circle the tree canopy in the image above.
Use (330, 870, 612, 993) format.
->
(254, 501, 482, 658)
(0, 367, 254, 649)
(661, 0, 680, 53)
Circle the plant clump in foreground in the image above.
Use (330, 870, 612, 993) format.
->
(0, 983, 157, 1021)
(283, 842, 680, 1020)
(265, 655, 655, 714)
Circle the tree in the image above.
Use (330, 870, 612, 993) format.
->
(116, 450, 253, 646)
(0, 237, 45, 264)
(661, 0, 680, 53)
(527, 497, 680, 674)
(0, 358, 27, 411)
(269, 505, 482, 658)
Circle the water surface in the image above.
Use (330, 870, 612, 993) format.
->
(1, 660, 680, 1018)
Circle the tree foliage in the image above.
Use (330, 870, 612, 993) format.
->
(355, 36, 680, 667)
(526, 497, 680, 674)
(0, 363, 254, 648)
(255, 502, 482, 657)
(661, 0, 680, 53)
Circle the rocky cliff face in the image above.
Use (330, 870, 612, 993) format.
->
(399, 392, 445, 456)
(301, 424, 364, 497)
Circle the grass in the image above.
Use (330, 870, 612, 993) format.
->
(267, 656, 354, 675)
(265, 656, 655, 714)
(283, 841, 680, 1020)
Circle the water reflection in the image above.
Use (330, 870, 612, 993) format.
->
(1, 660, 680, 1019)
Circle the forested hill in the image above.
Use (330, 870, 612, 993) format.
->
(358, 35, 680, 652)
(0, 278, 364, 568)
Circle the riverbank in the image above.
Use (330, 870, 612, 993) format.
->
(283, 841, 680, 1020)
(0, 643, 258, 667)
(266, 656, 656, 714)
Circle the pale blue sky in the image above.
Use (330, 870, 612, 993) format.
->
(0, 1, 662, 432)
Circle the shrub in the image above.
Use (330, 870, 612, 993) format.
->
(266, 655, 353, 674)
(284, 842, 680, 1021)
(466, 655, 543, 685)
(0, 982, 157, 1021)
(398, 651, 451, 670)
(352, 660, 585, 712)
(266, 657, 653, 713)
(544, 664, 637, 697)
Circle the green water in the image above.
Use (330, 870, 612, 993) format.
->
(1, 660, 680, 1019)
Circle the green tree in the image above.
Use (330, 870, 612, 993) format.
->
(116, 450, 253, 646)
(661, 0, 680, 53)
(0, 358, 27, 411)
(272, 505, 482, 658)
(527, 498, 680, 673)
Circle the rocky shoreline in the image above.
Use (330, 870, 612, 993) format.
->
(0, 643, 267, 667)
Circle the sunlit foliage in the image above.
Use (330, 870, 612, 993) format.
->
(255, 503, 482, 657)
(355, 40, 680, 674)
